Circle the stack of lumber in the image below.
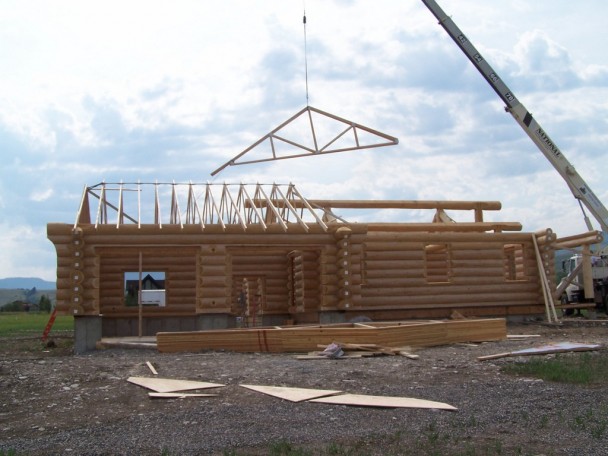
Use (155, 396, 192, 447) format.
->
(156, 318, 507, 353)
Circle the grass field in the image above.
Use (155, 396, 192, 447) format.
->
(0, 312, 73, 337)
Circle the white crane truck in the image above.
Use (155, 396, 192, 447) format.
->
(561, 248, 608, 310)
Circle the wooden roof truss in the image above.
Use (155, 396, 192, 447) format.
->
(211, 105, 399, 176)
(74, 182, 330, 232)
(74, 182, 515, 233)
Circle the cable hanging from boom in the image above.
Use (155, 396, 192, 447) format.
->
(303, 8, 309, 105)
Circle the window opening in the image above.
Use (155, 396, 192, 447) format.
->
(504, 244, 526, 281)
(124, 271, 166, 306)
(425, 243, 451, 283)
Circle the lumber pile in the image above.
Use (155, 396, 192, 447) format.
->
(156, 318, 507, 353)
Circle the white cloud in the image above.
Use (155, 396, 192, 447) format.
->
(30, 188, 54, 202)
(0, 0, 607, 280)
(0, 223, 56, 281)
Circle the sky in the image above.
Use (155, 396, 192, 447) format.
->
(1, 0, 607, 281)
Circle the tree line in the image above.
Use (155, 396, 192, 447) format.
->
(0, 295, 53, 313)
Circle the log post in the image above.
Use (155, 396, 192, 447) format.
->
(335, 227, 353, 309)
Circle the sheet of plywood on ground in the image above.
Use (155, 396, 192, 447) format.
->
(157, 319, 507, 353)
(309, 393, 457, 411)
(240, 384, 343, 402)
(149, 392, 218, 399)
(127, 376, 225, 393)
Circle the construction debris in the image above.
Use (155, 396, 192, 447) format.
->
(239, 385, 343, 403)
(148, 392, 218, 399)
(296, 342, 419, 360)
(477, 342, 601, 361)
(321, 342, 344, 358)
(308, 393, 457, 411)
(146, 361, 158, 375)
(126, 377, 225, 393)
(239, 384, 456, 411)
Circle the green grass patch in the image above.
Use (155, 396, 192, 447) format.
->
(0, 312, 73, 337)
(501, 352, 608, 385)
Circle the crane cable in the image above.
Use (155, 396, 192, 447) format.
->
(303, 8, 309, 106)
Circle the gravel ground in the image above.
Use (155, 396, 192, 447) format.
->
(1, 319, 608, 455)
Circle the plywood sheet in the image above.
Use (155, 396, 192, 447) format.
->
(309, 393, 457, 411)
(240, 384, 342, 402)
(149, 392, 218, 398)
(127, 376, 225, 393)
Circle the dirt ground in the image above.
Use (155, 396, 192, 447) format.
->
(1, 318, 608, 455)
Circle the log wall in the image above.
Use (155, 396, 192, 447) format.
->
(47, 222, 548, 323)
(358, 231, 545, 318)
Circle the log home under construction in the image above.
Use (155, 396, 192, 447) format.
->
(47, 181, 579, 352)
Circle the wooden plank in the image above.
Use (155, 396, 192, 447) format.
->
(146, 361, 158, 375)
(240, 384, 342, 402)
(127, 376, 225, 393)
(507, 334, 540, 339)
(148, 392, 218, 398)
(477, 342, 601, 361)
(295, 352, 373, 359)
(309, 393, 457, 411)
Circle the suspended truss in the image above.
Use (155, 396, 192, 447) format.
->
(211, 106, 399, 176)
(74, 182, 330, 232)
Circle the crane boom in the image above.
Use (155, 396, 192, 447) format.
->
(421, 0, 608, 233)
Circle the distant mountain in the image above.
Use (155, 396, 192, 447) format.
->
(0, 277, 56, 290)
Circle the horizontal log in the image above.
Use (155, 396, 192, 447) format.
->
(453, 267, 508, 277)
(201, 255, 229, 266)
(365, 259, 429, 270)
(231, 265, 288, 274)
(535, 234, 556, 244)
(251, 287, 288, 297)
(364, 242, 425, 251)
(364, 250, 426, 261)
(358, 294, 541, 308)
(362, 281, 539, 297)
(367, 222, 522, 232)
(555, 236, 604, 249)
(166, 279, 196, 289)
(364, 269, 424, 280)
(200, 288, 230, 298)
(200, 245, 226, 254)
(231, 255, 288, 265)
(201, 277, 229, 287)
(200, 297, 229, 307)
(166, 289, 196, 299)
(304, 199, 502, 211)
(321, 283, 340, 294)
(555, 230, 602, 244)
(450, 259, 505, 268)
(366, 232, 536, 242)
(85, 231, 333, 245)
